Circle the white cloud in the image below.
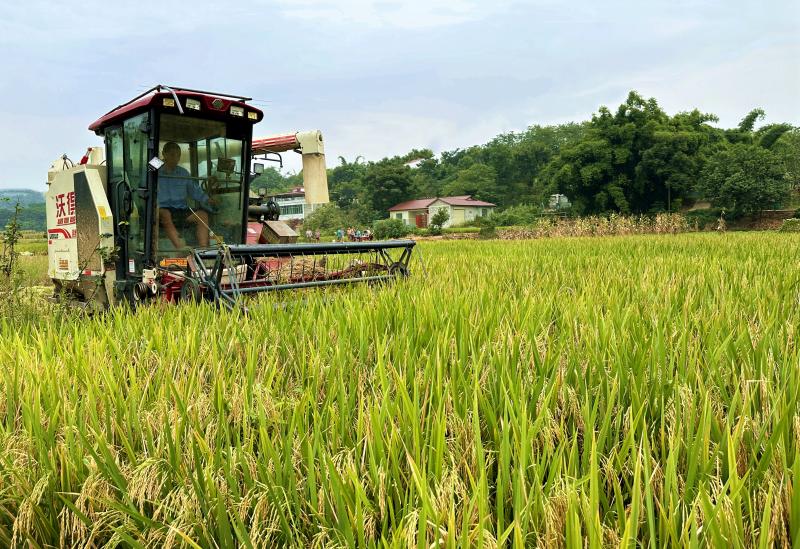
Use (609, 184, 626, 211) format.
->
(265, 102, 514, 176)
(0, 1, 247, 45)
(273, 0, 516, 29)
(657, 42, 800, 127)
(0, 113, 103, 190)
(568, 40, 800, 127)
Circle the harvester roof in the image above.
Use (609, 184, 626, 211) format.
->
(88, 85, 264, 134)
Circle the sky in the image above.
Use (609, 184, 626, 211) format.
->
(0, 0, 798, 190)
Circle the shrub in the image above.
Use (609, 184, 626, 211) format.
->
(684, 208, 724, 230)
(779, 218, 800, 232)
(428, 209, 450, 236)
(302, 203, 354, 232)
(477, 216, 497, 239)
(0, 201, 22, 278)
(372, 219, 409, 239)
(492, 204, 542, 226)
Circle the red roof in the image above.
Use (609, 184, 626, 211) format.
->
(88, 86, 263, 133)
(388, 198, 437, 211)
(389, 195, 495, 211)
(438, 196, 496, 207)
(268, 187, 305, 198)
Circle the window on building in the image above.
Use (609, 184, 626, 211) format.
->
(395, 213, 403, 220)
(281, 204, 304, 215)
(482, 208, 488, 216)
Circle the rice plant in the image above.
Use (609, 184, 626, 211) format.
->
(0, 232, 798, 547)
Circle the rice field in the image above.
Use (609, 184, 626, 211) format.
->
(0, 233, 799, 547)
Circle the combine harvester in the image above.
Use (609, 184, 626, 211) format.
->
(45, 85, 414, 310)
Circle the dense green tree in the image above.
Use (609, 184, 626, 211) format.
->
(441, 163, 500, 203)
(219, 95, 800, 221)
(697, 144, 789, 216)
(546, 92, 721, 214)
(754, 123, 794, 150)
(302, 203, 356, 232)
(410, 153, 461, 198)
(249, 166, 289, 196)
(773, 128, 800, 190)
(359, 160, 413, 217)
(737, 108, 765, 134)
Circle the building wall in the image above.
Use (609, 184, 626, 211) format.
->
(428, 202, 452, 228)
(393, 203, 495, 228)
(427, 201, 494, 227)
(391, 210, 411, 224)
(391, 209, 428, 226)
(274, 196, 306, 221)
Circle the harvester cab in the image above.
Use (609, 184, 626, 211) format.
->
(46, 85, 415, 310)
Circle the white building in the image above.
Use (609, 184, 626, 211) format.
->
(268, 187, 307, 221)
(388, 195, 496, 228)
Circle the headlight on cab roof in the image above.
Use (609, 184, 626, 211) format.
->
(185, 98, 201, 111)
(230, 105, 244, 117)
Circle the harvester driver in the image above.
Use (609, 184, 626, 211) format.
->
(158, 141, 215, 248)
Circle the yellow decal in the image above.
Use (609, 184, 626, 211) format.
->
(160, 257, 189, 268)
(98, 206, 109, 219)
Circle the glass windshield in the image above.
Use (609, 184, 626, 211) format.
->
(156, 114, 246, 255)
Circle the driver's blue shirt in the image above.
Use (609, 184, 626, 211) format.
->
(158, 165, 209, 209)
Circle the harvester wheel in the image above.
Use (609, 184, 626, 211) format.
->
(180, 278, 202, 302)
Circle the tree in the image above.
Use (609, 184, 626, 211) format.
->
(428, 208, 450, 235)
(249, 166, 289, 196)
(330, 179, 363, 209)
(697, 143, 789, 216)
(738, 108, 765, 134)
(301, 203, 355, 232)
(441, 163, 499, 203)
(546, 92, 720, 214)
(0, 200, 21, 278)
(773, 128, 800, 190)
(372, 219, 408, 239)
(360, 160, 413, 216)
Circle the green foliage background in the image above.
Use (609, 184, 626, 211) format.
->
(6, 91, 797, 231)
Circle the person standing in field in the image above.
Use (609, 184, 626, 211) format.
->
(716, 209, 727, 232)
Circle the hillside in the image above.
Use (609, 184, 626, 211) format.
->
(0, 189, 46, 231)
(0, 188, 44, 206)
